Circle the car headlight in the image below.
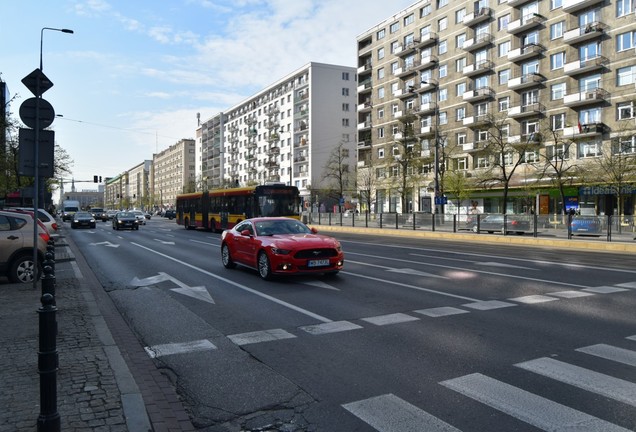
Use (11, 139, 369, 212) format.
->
(270, 247, 292, 255)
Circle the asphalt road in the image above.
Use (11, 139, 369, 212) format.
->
(67, 217, 636, 431)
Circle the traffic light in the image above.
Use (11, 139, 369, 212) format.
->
(93, 175, 98, 183)
(99, 176, 102, 183)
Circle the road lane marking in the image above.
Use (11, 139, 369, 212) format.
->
(508, 295, 559, 304)
(577, 344, 636, 367)
(189, 239, 217, 246)
(411, 253, 538, 270)
(299, 321, 362, 335)
(441, 373, 631, 432)
(131, 242, 333, 323)
(347, 252, 590, 288)
(341, 270, 480, 302)
(463, 300, 517, 310)
(342, 394, 461, 432)
(361, 313, 420, 326)
(228, 329, 296, 346)
(303, 280, 341, 291)
(548, 290, 595, 298)
(583, 286, 630, 294)
(414, 307, 470, 317)
(616, 282, 636, 288)
(144, 339, 216, 358)
(515, 357, 636, 406)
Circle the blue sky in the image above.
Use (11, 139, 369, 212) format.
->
(3, 0, 416, 191)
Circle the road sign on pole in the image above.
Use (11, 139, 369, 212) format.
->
(18, 128, 55, 177)
(21, 68, 53, 97)
(19, 97, 56, 129)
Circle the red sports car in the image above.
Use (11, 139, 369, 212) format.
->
(221, 217, 344, 280)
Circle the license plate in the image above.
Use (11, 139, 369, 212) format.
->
(308, 259, 329, 268)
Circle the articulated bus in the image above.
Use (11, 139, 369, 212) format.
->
(175, 184, 300, 231)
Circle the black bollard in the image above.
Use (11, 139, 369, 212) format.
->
(37, 293, 60, 432)
(41, 265, 55, 303)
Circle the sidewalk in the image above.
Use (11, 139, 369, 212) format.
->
(0, 232, 195, 432)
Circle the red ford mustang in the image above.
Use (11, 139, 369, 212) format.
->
(221, 217, 344, 280)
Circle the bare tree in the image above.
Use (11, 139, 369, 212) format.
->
(356, 149, 376, 213)
(388, 112, 424, 212)
(322, 140, 354, 209)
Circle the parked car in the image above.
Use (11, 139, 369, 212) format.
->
(131, 210, 146, 225)
(71, 211, 96, 229)
(144, 212, 152, 220)
(106, 210, 119, 220)
(112, 212, 140, 230)
(164, 209, 176, 220)
(471, 214, 530, 235)
(10, 207, 58, 234)
(570, 216, 603, 236)
(221, 217, 344, 280)
(90, 207, 108, 222)
(0, 210, 49, 283)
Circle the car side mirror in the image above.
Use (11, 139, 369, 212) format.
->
(240, 229, 252, 237)
(310, 227, 318, 234)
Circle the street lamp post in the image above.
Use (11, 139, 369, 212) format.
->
(422, 80, 440, 214)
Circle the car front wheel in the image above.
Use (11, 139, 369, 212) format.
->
(257, 251, 272, 280)
(221, 244, 236, 269)
(9, 255, 38, 283)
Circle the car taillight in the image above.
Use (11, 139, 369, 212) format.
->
(39, 232, 50, 243)
(51, 222, 58, 231)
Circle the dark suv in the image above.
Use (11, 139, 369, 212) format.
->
(90, 208, 108, 222)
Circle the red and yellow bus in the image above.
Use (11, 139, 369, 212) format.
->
(175, 184, 301, 231)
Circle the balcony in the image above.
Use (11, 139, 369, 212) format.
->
(357, 61, 373, 75)
(416, 32, 438, 48)
(463, 7, 493, 26)
(357, 120, 372, 131)
(462, 87, 495, 102)
(462, 141, 482, 152)
(463, 113, 492, 128)
(394, 40, 420, 56)
(357, 100, 373, 112)
(507, 14, 546, 35)
(563, 22, 607, 45)
(507, 43, 545, 62)
(395, 63, 418, 78)
(357, 140, 372, 149)
(508, 0, 535, 7)
(508, 102, 545, 119)
(563, 122, 606, 138)
(414, 54, 438, 71)
(563, 88, 610, 107)
(564, 55, 609, 76)
(563, 0, 605, 13)
(463, 60, 494, 77)
(415, 101, 436, 115)
(418, 126, 435, 137)
(418, 79, 438, 92)
(462, 33, 494, 51)
(507, 73, 546, 90)
(357, 80, 373, 94)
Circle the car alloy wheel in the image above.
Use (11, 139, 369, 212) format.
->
(221, 244, 236, 269)
(10, 255, 36, 283)
(257, 251, 272, 280)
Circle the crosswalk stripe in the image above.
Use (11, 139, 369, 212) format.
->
(227, 329, 296, 346)
(577, 344, 636, 367)
(144, 339, 216, 358)
(299, 320, 363, 335)
(441, 373, 630, 432)
(515, 357, 636, 406)
(361, 313, 420, 326)
(342, 394, 461, 432)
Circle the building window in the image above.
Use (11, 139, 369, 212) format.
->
(421, 4, 431, 16)
(404, 13, 414, 26)
(457, 157, 468, 170)
(456, 82, 466, 96)
(377, 29, 385, 40)
(498, 41, 511, 57)
(499, 14, 510, 31)
(499, 69, 510, 85)
(476, 156, 490, 168)
(456, 34, 466, 49)
(438, 17, 447, 31)
(499, 96, 510, 111)
(578, 141, 602, 158)
(439, 112, 448, 125)
(550, 21, 564, 39)
(390, 22, 400, 33)
(439, 64, 448, 78)
(551, 0, 563, 8)
(342, 118, 349, 126)
(551, 113, 565, 130)
(342, 103, 350, 112)
(377, 47, 385, 60)
(439, 40, 447, 55)
(437, 0, 448, 7)
(551, 83, 566, 100)
(378, 128, 385, 139)
(456, 107, 466, 121)
(377, 68, 385, 79)
(550, 52, 566, 70)
(439, 88, 448, 101)
(456, 8, 466, 23)
(342, 88, 349, 96)
(617, 0, 633, 17)
(378, 87, 385, 99)
(378, 148, 385, 158)
(616, 136, 636, 154)
(617, 66, 636, 86)
(391, 41, 399, 53)
(456, 57, 466, 72)
(391, 61, 399, 74)
(617, 31, 635, 51)
(342, 72, 349, 80)
(457, 133, 467, 145)
(618, 102, 634, 119)
(547, 144, 569, 161)
(420, 25, 431, 37)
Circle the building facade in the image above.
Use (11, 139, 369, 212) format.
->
(356, 0, 636, 215)
(152, 138, 196, 208)
(198, 62, 358, 203)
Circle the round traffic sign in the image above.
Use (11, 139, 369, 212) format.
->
(19, 97, 55, 129)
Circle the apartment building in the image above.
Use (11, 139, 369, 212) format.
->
(357, 0, 636, 215)
(198, 62, 358, 203)
(153, 138, 196, 208)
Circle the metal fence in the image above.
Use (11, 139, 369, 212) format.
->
(307, 212, 636, 243)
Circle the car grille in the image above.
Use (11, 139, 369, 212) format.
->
(294, 248, 339, 259)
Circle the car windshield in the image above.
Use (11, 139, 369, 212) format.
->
(76, 212, 92, 217)
(119, 212, 134, 218)
(254, 219, 311, 236)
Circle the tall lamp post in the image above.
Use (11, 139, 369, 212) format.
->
(422, 80, 440, 214)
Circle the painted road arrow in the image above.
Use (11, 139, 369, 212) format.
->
(387, 268, 447, 278)
(90, 241, 120, 248)
(129, 272, 214, 304)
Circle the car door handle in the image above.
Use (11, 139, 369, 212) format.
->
(7, 235, 19, 240)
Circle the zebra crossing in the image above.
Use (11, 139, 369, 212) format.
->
(343, 335, 636, 431)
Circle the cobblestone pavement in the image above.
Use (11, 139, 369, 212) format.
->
(0, 233, 195, 432)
